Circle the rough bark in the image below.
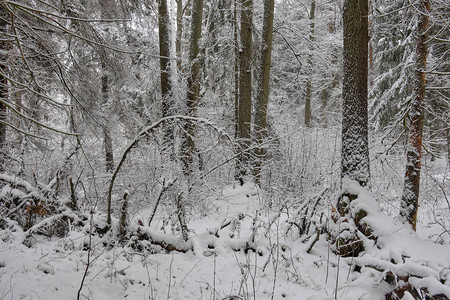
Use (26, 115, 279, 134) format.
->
(336, 0, 370, 257)
(304, 0, 315, 128)
(183, 0, 203, 175)
(235, 0, 253, 182)
(253, 0, 274, 184)
(341, 0, 370, 187)
(400, 0, 430, 231)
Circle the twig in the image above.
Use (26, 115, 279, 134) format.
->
(306, 227, 321, 254)
(178, 259, 201, 287)
(270, 217, 280, 300)
(166, 255, 174, 300)
(213, 252, 217, 300)
(77, 209, 93, 300)
(148, 178, 177, 226)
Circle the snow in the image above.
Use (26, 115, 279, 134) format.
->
(1, 181, 449, 299)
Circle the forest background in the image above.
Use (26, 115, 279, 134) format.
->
(0, 0, 449, 299)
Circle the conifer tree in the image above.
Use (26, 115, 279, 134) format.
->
(341, 0, 370, 187)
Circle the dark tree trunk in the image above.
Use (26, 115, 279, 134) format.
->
(335, 0, 370, 257)
(400, 0, 430, 231)
(341, 0, 370, 187)
(233, 0, 239, 140)
(101, 66, 114, 173)
(182, 0, 203, 175)
(235, 0, 253, 182)
(176, 0, 183, 74)
(158, 0, 172, 118)
(158, 0, 175, 159)
(253, 0, 274, 184)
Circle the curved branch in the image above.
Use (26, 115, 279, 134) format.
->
(106, 115, 231, 224)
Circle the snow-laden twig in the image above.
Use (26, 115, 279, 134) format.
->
(106, 115, 231, 225)
(26, 211, 77, 236)
(77, 209, 94, 300)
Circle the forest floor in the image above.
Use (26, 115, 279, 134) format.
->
(1, 181, 449, 300)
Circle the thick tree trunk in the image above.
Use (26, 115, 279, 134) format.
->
(253, 0, 274, 184)
(304, 0, 315, 128)
(335, 0, 370, 257)
(341, 0, 370, 187)
(400, 0, 429, 231)
(235, 0, 253, 182)
(183, 0, 203, 174)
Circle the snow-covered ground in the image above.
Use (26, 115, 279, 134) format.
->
(1, 182, 449, 300)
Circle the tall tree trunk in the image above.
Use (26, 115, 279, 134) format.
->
(234, 0, 239, 140)
(304, 0, 315, 128)
(203, 0, 219, 92)
(320, 40, 339, 127)
(158, 0, 172, 118)
(99, 7, 114, 173)
(235, 0, 252, 182)
(158, 0, 175, 160)
(183, 0, 203, 175)
(176, 0, 183, 74)
(0, 12, 7, 172)
(341, 0, 370, 187)
(253, 0, 274, 184)
(447, 126, 450, 167)
(400, 0, 430, 231)
(101, 65, 114, 173)
(335, 0, 370, 257)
